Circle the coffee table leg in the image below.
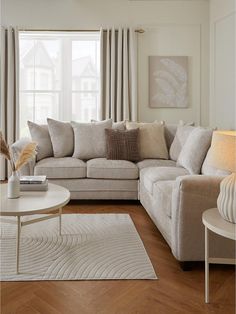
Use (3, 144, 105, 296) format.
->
(205, 226, 209, 303)
(59, 208, 62, 236)
(16, 216, 21, 274)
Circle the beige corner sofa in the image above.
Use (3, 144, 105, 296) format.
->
(12, 123, 235, 265)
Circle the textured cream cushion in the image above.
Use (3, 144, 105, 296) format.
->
(27, 121, 53, 161)
(140, 166, 189, 195)
(177, 127, 213, 174)
(126, 122, 168, 160)
(71, 119, 112, 159)
(34, 157, 86, 179)
(87, 158, 139, 180)
(47, 118, 74, 157)
(169, 125, 195, 161)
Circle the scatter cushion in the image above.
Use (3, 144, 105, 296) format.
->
(71, 119, 112, 159)
(201, 148, 231, 176)
(126, 121, 168, 160)
(177, 127, 213, 174)
(87, 158, 139, 180)
(163, 121, 194, 150)
(91, 119, 126, 130)
(169, 125, 195, 161)
(34, 157, 86, 179)
(27, 121, 53, 161)
(47, 118, 74, 158)
(112, 121, 126, 130)
(105, 128, 140, 161)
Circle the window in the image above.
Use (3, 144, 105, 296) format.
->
(19, 31, 100, 137)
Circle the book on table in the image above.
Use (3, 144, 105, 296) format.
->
(20, 175, 47, 184)
(20, 180, 48, 191)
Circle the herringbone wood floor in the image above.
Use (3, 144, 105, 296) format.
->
(0, 200, 235, 314)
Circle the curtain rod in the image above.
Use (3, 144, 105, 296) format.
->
(19, 28, 145, 33)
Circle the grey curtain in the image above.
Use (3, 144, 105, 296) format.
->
(100, 27, 138, 122)
(0, 26, 19, 180)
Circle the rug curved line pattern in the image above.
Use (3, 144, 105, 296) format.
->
(0, 214, 157, 281)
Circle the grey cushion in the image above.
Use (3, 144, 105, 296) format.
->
(164, 124, 178, 150)
(87, 158, 139, 179)
(47, 118, 74, 157)
(71, 119, 112, 159)
(201, 148, 231, 176)
(169, 125, 195, 161)
(91, 119, 126, 130)
(137, 159, 176, 170)
(177, 127, 213, 174)
(113, 121, 126, 130)
(140, 166, 189, 195)
(34, 157, 86, 179)
(27, 121, 53, 161)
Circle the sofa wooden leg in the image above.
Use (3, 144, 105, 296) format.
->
(179, 261, 193, 271)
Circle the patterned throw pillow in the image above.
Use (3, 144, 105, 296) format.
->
(105, 128, 140, 161)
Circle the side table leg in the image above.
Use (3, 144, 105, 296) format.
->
(205, 226, 209, 303)
(16, 216, 21, 274)
(59, 208, 62, 236)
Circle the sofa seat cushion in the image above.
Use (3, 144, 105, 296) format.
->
(153, 181, 174, 218)
(87, 158, 139, 179)
(34, 157, 86, 179)
(137, 159, 176, 170)
(140, 166, 189, 195)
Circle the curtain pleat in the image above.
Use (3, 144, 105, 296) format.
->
(100, 27, 137, 122)
(0, 26, 19, 180)
(116, 28, 122, 121)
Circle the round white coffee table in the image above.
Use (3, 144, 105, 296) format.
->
(202, 208, 236, 303)
(0, 183, 70, 273)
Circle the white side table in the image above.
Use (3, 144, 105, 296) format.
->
(202, 208, 236, 303)
(0, 183, 70, 274)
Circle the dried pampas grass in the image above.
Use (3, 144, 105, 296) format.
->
(15, 142, 37, 171)
(0, 131, 11, 161)
(0, 131, 37, 172)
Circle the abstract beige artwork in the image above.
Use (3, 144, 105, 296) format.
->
(149, 56, 189, 108)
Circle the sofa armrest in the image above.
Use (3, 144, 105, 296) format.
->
(11, 138, 36, 176)
(171, 175, 226, 261)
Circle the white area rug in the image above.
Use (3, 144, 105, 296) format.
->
(0, 214, 157, 281)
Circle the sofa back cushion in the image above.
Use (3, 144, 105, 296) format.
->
(126, 121, 168, 160)
(177, 127, 213, 174)
(201, 147, 231, 176)
(169, 125, 195, 161)
(105, 128, 140, 161)
(71, 119, 112, 159)
(47, 118, 74, 157)
(27, 121, 53, 161)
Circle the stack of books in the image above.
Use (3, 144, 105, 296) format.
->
(20, 175, 48, 191)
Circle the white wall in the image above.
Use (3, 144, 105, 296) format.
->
(1, 0, 209, 125)
(209, 0, 236, 130)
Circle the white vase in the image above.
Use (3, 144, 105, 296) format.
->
(8, 171, 20, 199)
(217, 173, 236, 223)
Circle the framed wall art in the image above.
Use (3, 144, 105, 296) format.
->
(149, 56, 189, 108)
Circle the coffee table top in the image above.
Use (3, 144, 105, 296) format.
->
(0, 183, 70, 216)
